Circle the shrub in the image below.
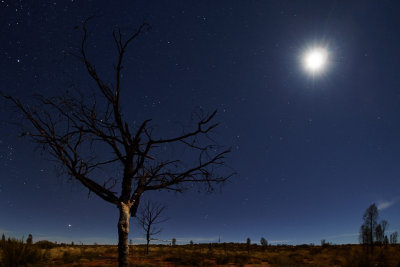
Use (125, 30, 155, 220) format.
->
(234, 254, 251, 266)
(104, 246, 117, 254)
(164, 251, 208, 266)
(343, 251, 373, 267)
(26, 234, 33, 245)
(0, 238, 43, 267)
(215, 254, 230, 264)
(35, 240, 57, 249)
(62, 251, 81, 263)
(80, 249, 98, 261)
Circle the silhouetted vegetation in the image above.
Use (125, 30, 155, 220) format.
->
(26, 234, 33, 245)
(390, 232, 398, 244)
(1, 18, 231, 267)
(246, 237, 251, 254)
(260, 237, 268, 251)
(136, 200, 167, 255)
(0, 236, 44, 267)
(359, 203, 378, 253)
(1, 241, 399, 266)
(2, 231, 400, 266)
(35, 240, 58, 249)
(359, 203, 394, 255)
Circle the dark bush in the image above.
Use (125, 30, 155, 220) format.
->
(164, 252, 208, 266)
(215, 254, 230, 264)
(62, 251, 80, 263)
(35, 240, 57, 249)
(104, 246, 117, 254)
(234, 254, 251, 266)
(0, 238, 43, 267)
(80, 249, 98, 261)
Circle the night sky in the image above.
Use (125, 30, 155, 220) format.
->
(1, 0, 400, 245)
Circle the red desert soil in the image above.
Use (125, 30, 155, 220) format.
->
(48, 257, 273, 267)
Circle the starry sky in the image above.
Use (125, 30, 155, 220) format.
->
(1, 0, 400, 245)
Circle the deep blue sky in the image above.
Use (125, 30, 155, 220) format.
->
(1, 0, 400, 245)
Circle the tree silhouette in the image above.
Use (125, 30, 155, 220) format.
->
(26, 234, 33, 245)
(383, 235, 389, 247)
(390, 232, 398, 244)
(136, 200, 167, 254)
(172, 238, 177, 246)
(359, 204, 379, 254)
(260, 237, 268, 251)
(0, 19, 231, 267)
(1, 233, 5, 249)
(246, 237, 251, 253)
(375, 220, 388, 247)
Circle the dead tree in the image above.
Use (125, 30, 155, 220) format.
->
(1, 19, 231, 267)
(360, 204, 378, 254)
(136, 200, 167, 254)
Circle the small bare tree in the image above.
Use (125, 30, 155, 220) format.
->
(26, 234, 33, 245)
(246, 237, 251, 253)
(260, 237, 267, 251)
(390, 232, 398, 244)
(136, 200, 167, 254)
(1, 19, 231, 267)
(359, 204, 378, 254)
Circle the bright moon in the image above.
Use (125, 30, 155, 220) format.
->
(302, 47, 328, 74)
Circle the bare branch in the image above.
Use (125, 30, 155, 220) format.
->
(136, 200, 167, 254)
(1, 19, 232, 266)
(150, 110, 219, 145)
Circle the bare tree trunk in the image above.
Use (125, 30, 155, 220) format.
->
(370, 217, 374, 255)
(118, 202, 131, 267)
(146, 231, 150, 255)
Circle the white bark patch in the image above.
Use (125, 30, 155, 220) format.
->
(119, 202, 131, 233)
(118, 202, 132, 266)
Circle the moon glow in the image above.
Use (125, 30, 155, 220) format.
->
(302, 47, 328, 74)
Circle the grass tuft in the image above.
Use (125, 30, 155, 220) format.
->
(0, 238, 43, 267)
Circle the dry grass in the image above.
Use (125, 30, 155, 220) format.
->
(2, 242, 400, 266)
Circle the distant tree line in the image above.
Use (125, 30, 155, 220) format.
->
(359, 203, 398, 254)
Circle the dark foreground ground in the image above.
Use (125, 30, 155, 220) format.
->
(1, 241, 400, 266)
